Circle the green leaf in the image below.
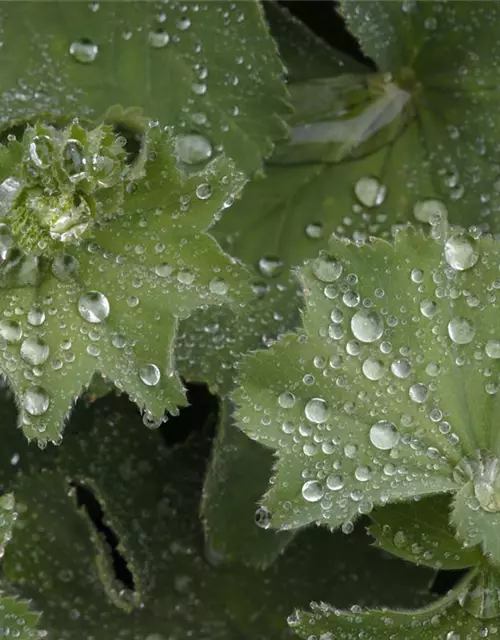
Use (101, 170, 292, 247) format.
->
(0, 126, 250, 443)
(370, 494, 482, 570)
(201, 399, 294, 569)
(1, 394, 438, 638)
(234, 229, 500, 563)
(290, 572, 500, 640)
(0, 0, 289, 175)
(0, 592, 43, 640)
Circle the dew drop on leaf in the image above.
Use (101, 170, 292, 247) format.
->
(27, 307, 46, 327)
(350, 310, 383, 343)
(29, 135, 53, 168)
(354, 176, 386, 208)
(175, 134, 213, 165)
(69, 38, 99, 64)
(485, 340, 500, 359)
(208, 278, 228, 295)
(420, 299, 438, 318)
(362, 357, 385, 380)
(448, 317, 475, 344)
(369, 420, 399, 450)
(444, 235, 478, 271)
(278, 391, 295, 409)
(23, 385, 50, 416)
(20, 338, 49, 366)
(154, 263, 173, 278)
(304, 397, 329, 424)
(254, 506, 272, 529)
(446, 633, 460, 640)
(391, 358, 412, 378)
(326, 474, 344, 491)
(301, 480, 324, 503)
(312, 254, 343, 282)
(0, 320, 22, 342)
(78, 291, 110, 323)
(305, 222, 324, 239)
(409, 382, 428, 404)
(148, 29, 170, 48)
(138, 364, 161, 387)
(413, 199, 448, 224)
(257, 255, 283, 278)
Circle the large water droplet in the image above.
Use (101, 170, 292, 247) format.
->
(354, 176, 386, 208)
(278, 391, 295, 409)
(409, 383, 428, 404)
(444, 235, 478, 271)
(69, 38, 99, 64)
(23, 386, 50, 415)
(209, 278, 228, 295)
(369, 420, 399, 450)
(362, 357, 385, 380)
(138, 364, 161, 386)
(304, 397, 329, 424)
(351, 310, 383, 343)
(391, 358, 412, 379)
(312, 254, 342, 282)
(448, 317, 475, 344)
(486, 340, 500, 359)
(413, 199, 447, 224)
(254, 506, 272, 529)
(176, 134, 213, 165)
(301, 480, 324, 502)
(20, 338, 49, 366)
(78, 291, 110, 324)
(27, 307, 46, 327)
(326, 475, 344, 491)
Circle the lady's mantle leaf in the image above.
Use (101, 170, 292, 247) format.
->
(0, 126, 249, 443)
(234, 229, 500, 566)
(0, 0, 289, 175)
(0, 592, 43, 640)
(1, 395, 436, 639)
(290, 571, 500, 640)
(370, 494, 482, 570)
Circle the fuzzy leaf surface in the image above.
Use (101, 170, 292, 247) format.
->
(235, 229, 500, 566)
(0, 393, 437, 639)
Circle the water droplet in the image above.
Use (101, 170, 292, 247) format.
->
(410, 268, 424, 283)
(355, 466, 371, 482)
(20, 338, 49, 366)
(486, 340, 500, 359)
(304, 397, 329, 424)
(448, 317, 475, 344)
(362, 357, 385, 380)
(23, 386, 49, 415)
(258, 256, 283, 278)
(351, 310, 383, 343)
(413, 199, 447, 224)
(409, 382, 428, 404)
(176, 134, 213, 165)
(424, 16, 437, 30)
(305, 223, 324, 239)
(138, 364, 161, 386)
(69, 38, 99, 64)
(420, 299, 437, 318)
(29, 135, 53, 168)
(278, 392, 295, 409)
(312, 254, 343, 282)
(148, 29, 170, 48)
(177, 16, 191, 30)
(391, 358, 412, 379)
(154, 263, 173, 278)
(326, 474, 344, 491)
(78, 291, 110, 324)
(27, 307, 45, 327)
(62, 139, 87, 182)
(195, 183, 212, 200)
(209, 278, 228, 295)
(254, 506, 272, 529)
(301, 480, 324, 502)
(393, 530, 407, 548)
(354, 176, 386, 207)
(0, 319, 22, 343)
(445, 235, 478, 271)
(370, 420, 399, 450)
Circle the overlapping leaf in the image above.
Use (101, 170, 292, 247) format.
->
(234, 228, 500, 568)
(0, 392, 437, 639)
(0, 126, 249, 442)
(0, 0, 289, 175)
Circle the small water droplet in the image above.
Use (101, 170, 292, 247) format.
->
(409, 382, 428, 404)
(326, 474, 344, 491)
(413, 199, 447, 224)
(391, 358, 412, 379)
(301, 480, 324, 502)
(448, 317, 475, 344)
(27, 307, 45, 327)
(354, 176, 386, 207)
(21, 338, 49, 366)
(257, 256, 283, 278)
(69, 38, 99, 63)
(176, 134, 213, 165)
(78, 291, 110, 324)
(305, 223, 324, 239)
(304, 397, 329, 424)
(486, 340, 500, 359)
(278, 391, 295, 409)
(351, 310, 383, 343)
(370, 420, 399, 450)
(29, 135, 53, 168)
(444, 235, 478, 271)
(362, 357, 385, 380)
(148, 29, 170, 48)
(138, 364, 161, 386)
(195, 183, 212, 200)
(209, 278, 228, 295)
